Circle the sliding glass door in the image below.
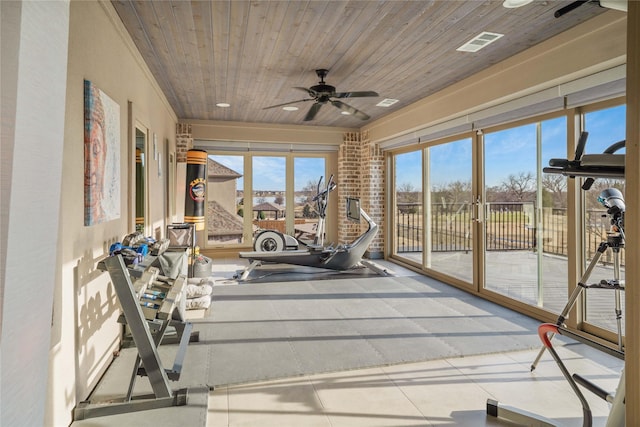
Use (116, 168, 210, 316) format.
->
(426, 138, 473, 284)
(393, 150, 423, 265)
(391, 137, 474, 285)
(482, 117, 568, 309)
(387, 100, 626, 347)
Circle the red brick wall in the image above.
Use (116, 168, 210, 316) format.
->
(337, 131, 385, 258)
(337, 132, 362, 244)
(176, 123, 193, 163)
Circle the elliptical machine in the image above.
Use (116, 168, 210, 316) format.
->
(252, 175, 337, 253)
(236, 175, 385, 281)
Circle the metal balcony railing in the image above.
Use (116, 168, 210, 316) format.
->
(395, 202, 623, 266)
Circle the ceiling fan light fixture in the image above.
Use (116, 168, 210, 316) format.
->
(282, 106, 298, 111)
(502, 0, 533, 8)
(216, 102, 231, 108)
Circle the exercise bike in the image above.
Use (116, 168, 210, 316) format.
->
(236, 175, 385, 281)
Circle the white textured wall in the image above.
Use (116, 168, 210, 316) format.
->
(43, 2, 178, 426)
(1, 1, 70, 426)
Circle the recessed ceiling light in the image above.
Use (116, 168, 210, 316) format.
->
(457, 32, 504, 53)
(502, 0, 533, 7)
(216, 102, 231, 108)
(283, 106, 299, 111)
(376, 99, 399, 107)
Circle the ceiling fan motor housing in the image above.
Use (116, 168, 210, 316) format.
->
(312, 69, 334, 100)
(263, 68, 377, 121)
(310, 84, 336, 100)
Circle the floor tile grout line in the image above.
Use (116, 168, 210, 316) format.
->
(381, 364, 435, 426)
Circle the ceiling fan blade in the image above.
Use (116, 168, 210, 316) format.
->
(330, 100, 370, 120)
(334, 91, 379, 99)
(304, 103, 322, 121)
(263, 98, 312, 110)
(294, 87, 318, 97)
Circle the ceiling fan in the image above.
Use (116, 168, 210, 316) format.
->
(264, 69, 379, 121)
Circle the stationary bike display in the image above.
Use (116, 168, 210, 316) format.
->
(236, 175, 384, 281)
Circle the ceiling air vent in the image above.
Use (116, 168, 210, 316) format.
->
(376, 98, 399, 107)
(456, 32, 504, 53)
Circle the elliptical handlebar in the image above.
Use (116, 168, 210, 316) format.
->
(312, 175, 336, 202)
(312, 175, 337, 220)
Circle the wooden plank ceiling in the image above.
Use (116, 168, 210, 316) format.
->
(111, 0, 606, 128)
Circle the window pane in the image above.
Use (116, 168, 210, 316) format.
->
(484, 124, 538, 305)
(294, 157, 325, 243)
(541, 117, 568, 312)
(394, 150, 423, 264)
(206, 155, 245, 246)
(427, 138, 473, 282)
(252, 156, 287, 235)
(583, 105, 626, 335)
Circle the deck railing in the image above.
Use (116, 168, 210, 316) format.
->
(396, 202, 623, 266)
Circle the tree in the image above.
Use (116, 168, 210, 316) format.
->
(302, 179, 318, 203)
(501, 172, 535, 202)
(542, 174, 567, 208)
(303, 204, 316, 218)
(397, 182, 420, 213)
(397, 182, 420, 203)
(443, 180, 471, 210)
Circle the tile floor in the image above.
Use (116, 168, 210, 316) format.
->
(205, 258, 625, 427)
(206, 345, 624, 427)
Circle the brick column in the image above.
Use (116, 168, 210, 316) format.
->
(359, 130, 384, 258)
(176, 123, 193, 162)
(337, 131, 385, 258)
(338, 132, 361, 244)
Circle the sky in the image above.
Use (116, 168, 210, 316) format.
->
(209, 154, 325, 191)
(396, 105, 626, 189)
(211, 105, 626, 193)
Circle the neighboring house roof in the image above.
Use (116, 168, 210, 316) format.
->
(207, 158, 242, 178)
(252, 202, 284, 212)
(207, 200, 243, 236)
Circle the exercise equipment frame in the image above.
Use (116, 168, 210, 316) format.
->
(73, 255, 203, 420)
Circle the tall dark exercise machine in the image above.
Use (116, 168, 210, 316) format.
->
(487, 132, 626, 427)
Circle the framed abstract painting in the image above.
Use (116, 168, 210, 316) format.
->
(84, 80, 120, 226)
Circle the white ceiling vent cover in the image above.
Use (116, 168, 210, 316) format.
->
(457, 32, 504, 53)
(377, 98, 399, 107)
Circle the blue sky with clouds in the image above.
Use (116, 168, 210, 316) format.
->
(396, 105, 625, 189)
(212, 105, 625, 193)
(209, 154, 325, 191)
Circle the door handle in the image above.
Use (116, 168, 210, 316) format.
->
(472, 197, 484, 223)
